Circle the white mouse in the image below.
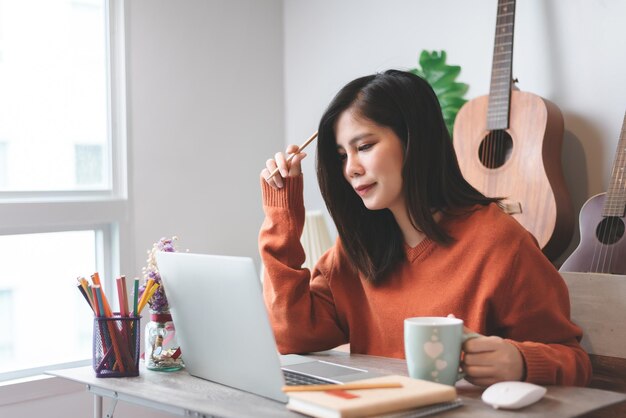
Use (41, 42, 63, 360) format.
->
(481, 381, 547, 409)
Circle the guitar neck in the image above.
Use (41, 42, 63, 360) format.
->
(603, 112, 626, 217)
(486, 0, 516, 131)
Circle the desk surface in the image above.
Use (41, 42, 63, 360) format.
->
(50, 351, 626, 418)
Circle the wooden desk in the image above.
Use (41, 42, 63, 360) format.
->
(49, 351, 626, 418)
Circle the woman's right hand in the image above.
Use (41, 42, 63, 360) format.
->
(261, 144, 307, 189)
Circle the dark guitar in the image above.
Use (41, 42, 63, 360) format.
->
(452, 0, 573, 260)
(561, 112, 626, 274)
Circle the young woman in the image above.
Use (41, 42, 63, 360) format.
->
(259, 70, 591, 386)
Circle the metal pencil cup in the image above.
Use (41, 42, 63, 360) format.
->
(93, 315, 141, 377)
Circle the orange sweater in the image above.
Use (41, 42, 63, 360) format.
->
(260, 176, 591, 386)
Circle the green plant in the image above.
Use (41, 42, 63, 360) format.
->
(409, 50, 468, 137)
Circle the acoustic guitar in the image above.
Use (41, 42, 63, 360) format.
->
(561, 112, 626, 274)
(453, 0, 573, 260)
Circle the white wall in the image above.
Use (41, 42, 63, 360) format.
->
(284, 0, 626, 262)
(127, 0, 284, 271)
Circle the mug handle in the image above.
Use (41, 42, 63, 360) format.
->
(456, 332, 482, 381)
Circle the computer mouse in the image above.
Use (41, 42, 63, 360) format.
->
(481, 381, 547, 409)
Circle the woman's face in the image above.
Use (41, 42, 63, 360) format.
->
(335, 108, 406, 214)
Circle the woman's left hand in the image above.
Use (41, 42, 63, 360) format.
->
(462, 334, 525, 387)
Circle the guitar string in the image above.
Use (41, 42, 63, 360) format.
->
(604, 173, 618, 272)
(594, 161, 615, 273)
(489, 131, 498, 170)
(486, 2, 513, 239)
(590, 198, 600, 272)
(613, 119, 626, 272)
(604, 130, 626, 273)
(608, 117, 626, 272)
(594, 180, 610, 272)
(493, 130, 497, 170)
(607, 217, 618, 272)
(597, 135, 625, 273)
(597, 114, 626, 272)
(592, 144, 613, 272)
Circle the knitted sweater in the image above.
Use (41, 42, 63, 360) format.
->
(259, 176, 591, 386)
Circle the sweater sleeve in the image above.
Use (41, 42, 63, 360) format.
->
(496, 233, 592, 386)
(259, 176, 348, 354)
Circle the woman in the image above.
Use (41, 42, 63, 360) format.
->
(259, 70, 591, 386)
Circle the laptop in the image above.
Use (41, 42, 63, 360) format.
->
(155, 251, 380, 402)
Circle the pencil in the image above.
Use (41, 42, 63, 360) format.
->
(136, 278, 154, 314)
(130, 277, 140, 358)
(121, 276, 129, 316)
(116, 276, 128, 316)
(78, 277, 94, 310)
(94, 285, 106, 317)
(91, 285, 111, 369)
(132, 277, 140, 316)
(91, 272, 114, 316)
(76, 283, 94, 312)
(137, 283, 160, 314)
(91, 287, 101, 316)
(282, 382, 403, 392)
(91, 272, 102, 286)
(266, 131, 318, 180)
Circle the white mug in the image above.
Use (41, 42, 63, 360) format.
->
(404, 316, 480, 385)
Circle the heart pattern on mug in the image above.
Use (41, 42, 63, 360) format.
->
(423, 341, 444, 359)
(436, 359, 447, 370)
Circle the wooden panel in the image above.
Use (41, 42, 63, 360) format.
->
(560, 272, 626, 358)
(583, 400, 626, 418)
(589, 355, 626, 393)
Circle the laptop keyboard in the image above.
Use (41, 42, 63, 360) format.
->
(282, 369, 338, 386)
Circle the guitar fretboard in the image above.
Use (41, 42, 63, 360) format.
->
(486, 0, 516, 131)
(603, 112, 626, 217)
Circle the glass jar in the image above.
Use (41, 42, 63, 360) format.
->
(144, 311, 184, 371)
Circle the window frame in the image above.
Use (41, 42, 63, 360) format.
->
(0, 0, 129, 382)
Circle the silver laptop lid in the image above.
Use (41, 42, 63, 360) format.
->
(156, 252, 288, 402)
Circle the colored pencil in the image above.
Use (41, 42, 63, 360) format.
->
(282, 382, 403, 392)
(121, 276, 129, 316)
(116, 276, 128, 316)
(136, 278, 155, 313)
(132, 277, 140, 316)
(78, 277, 95, 310)
(137, 283, 160, 314)
(77, 283, 94, 313)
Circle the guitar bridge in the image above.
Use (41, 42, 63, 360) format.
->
(502, 200, 522, 215)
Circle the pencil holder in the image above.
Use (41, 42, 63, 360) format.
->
(93, 315, 141, 378)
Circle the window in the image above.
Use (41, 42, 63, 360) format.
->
(0, 0, 127, 381)
(0, 231, 97, 374)
(0, 142, 6, 187)
(0, 0, 109, 192)
(0, 289, 14, 359)
(75, 144, 105, 186)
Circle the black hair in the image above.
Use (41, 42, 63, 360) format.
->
(316, 70, 498, 284)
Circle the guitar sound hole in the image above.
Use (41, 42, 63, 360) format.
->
(478, 130, 513, 169)
(595, 217, 625, 245)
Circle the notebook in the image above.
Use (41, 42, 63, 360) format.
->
(155, 251, 380, 402)
(285, 375, 459, 418)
